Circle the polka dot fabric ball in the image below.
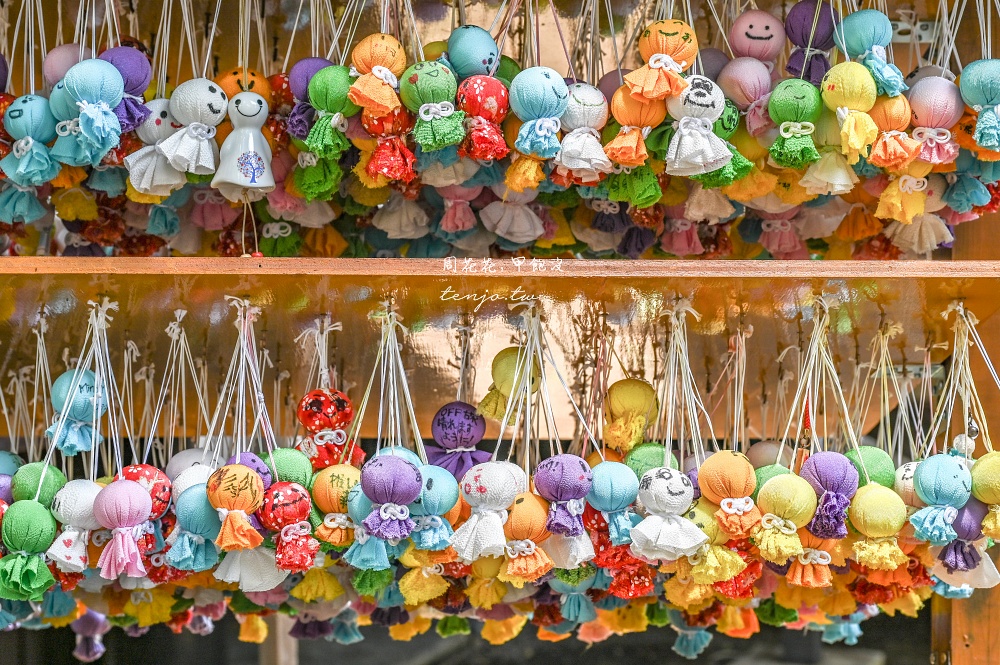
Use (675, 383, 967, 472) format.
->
(257, 481, 313, 530)
(296, 388, 354, 433)
(117, 463, 172, 520)
(456, 75, 510, 124)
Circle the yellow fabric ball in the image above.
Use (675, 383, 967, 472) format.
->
(605, 378, 657, 419)
(972, 451, 1000, 539)
(758, 474, 818, 527)
(850, 483, 906, 537)
(821, 62, 876, 113)
(491, 346, 540, 396)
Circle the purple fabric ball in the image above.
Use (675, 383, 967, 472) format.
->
(361, 455, 422, 540)
(99, 46, 152, 132)
(800, 451, 858, 539)
(0, 54, 7, 93)
(592, 204, 632, 233)
(73, 637, 105, 663)
(290, 617, 334, 639)
(784, 1, 840, 86)
(534, 453, 593, 536)
(427, 401, 490, 480)
(286, 101, 316, 140)
(618, 226, 657, 259)
(597, 69, 630, 103)
(698, 48, 731, 81)
(226, 452, 273, 489)
(953, 496, 988, 541)
(71, 609, 110, 637)
(289, 57, 334, 101)
(124, 624, 150, 638)
(0, 475, 12, 504)
(686, 467, 701, 500)
(940, 539, 982, 573)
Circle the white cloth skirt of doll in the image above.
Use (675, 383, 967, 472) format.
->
(685, 183, 735, 225)
(420, 157, 480, 187)
(158, 123, 221, 175)
(629, 514, 710, 562)
(570, 219, 623, 252)
(124, 144, 187, 196)
(541, 532, 596, 569)
(799, 149, 859, 196)
(450, 225, 498, 255)
(214, 546, 290, 592)
(664, 117, 733, 176)
(371, 193, 430, 239)
(554, 128, 613, 175)
(884, 213, 953, 256)
(931, 539, 1000, 589)
(480, 184, 545, 244)
(797, 197, 851, 238)
(46, 526, 90, 573)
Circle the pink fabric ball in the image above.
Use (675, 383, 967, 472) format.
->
(909, 76, 964, 129)
(93, 479, 152, 529)
(729, 10, 786, 61)
(699, 48, 731, 81)
(597, 69, 631, 104)
(717, 57, 772, 109)
(43, 44, 93, 88)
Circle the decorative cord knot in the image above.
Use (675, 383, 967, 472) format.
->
(913, 127, 951, 144)
(314, 429, 348, 445)
(280, 521, 312, 542)
(561, 498, 586, 516)
(505, 538, 537, 557)
(422, 563, 445, 577)
(779, 121, 815, 138)
(370, 65, 399, 90)
(261, 221, 293, 239)
(215, 508, 247, 522)
(56, 119, 81, 137)
(898, 175, 927, 194)
(322, 512, 353, 530)
(297, 151, 318, 168)
(762, 219, 792, 233)
(835, 106, 850, 126)
(11, 136, 34, 158)
(797, 548, 832, 565)
(534, 117, 561, 137)
(720, 496, 755, 516)
(621, 124, 653, 139)
(942, 505, 959, 524)
(378, 503, 410, 521)
(648, 53, 685, 72)
(418, 101, 455, 122)
(328, 111, 348, 133)
(676, 116, 712, 135)
(760, 513, 797, 535)
(413, 515, 443, 531)
(186, 122, 216, 140)
(590, 199, 620, 214)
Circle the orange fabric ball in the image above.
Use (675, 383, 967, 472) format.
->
(215, 67, 272, 102)
(311, 464, 361, 547)
(206, 464, 265, 551)
(604, 86, 667, 167)
(697, 450, 762, 538)
(625, 20, 699, 101)
(347, 33, 407, 117)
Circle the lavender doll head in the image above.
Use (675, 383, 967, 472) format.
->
(360, 454, 423, 540)
(800, 450, 859, 538)
(98, 46, 152, 132)
(784, 1, 840, 86)
(940, 496, 988, 573)
(534, 453, 593, 536)
(71, 609, 111, 663)
(427, 401, 489, 480)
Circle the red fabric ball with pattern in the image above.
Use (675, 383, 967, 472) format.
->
(258, 481, 320, 573)
(296, 388, 354, 433)
(456, 76, 509, 123)
(117, 463, 172, 520)
(269, 73, 294, 115)
(296, 431, 367, 470)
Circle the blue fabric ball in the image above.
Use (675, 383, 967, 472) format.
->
(3, 95, 57, 142)
(446, 26, 499, 80)
(509, 66, 569, 121)
(914, 454, 971, 508)
(410, 464, 459, 516)
(51, 369, 107, 421)
(960, 59, 1000, 149)
(374, 446, 422, 467)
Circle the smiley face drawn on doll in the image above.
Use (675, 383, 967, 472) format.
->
(233, 94, 265, 119)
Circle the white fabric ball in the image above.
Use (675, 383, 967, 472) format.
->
(51, 479, 104, 530)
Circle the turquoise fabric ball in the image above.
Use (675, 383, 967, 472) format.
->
(509, 66, 569, 121)
(834, 9, 892, 58)
(4, 95, 57, 142)
(446, 25, 499, 80)
(410, 464, 459, 516)
(914, 453, 972, 508)
(51, 369, 108, 421)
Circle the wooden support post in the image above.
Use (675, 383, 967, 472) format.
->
(942, 218, 1000, 665)
(259, 614, 298, 665)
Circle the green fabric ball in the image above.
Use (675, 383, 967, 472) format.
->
(607, 165, 661, 209)
(714, 99, 741, 140)
(625, 443, 678, 479)
(768, 79, 822, 169)
(0, 500, 58, 601)
(12, 462, 67, 508)
(554, 563, 596, 585)
(494, 55, 521, 89)
(305, 66, 359, 158)
(845, 445, 896, 488)
(646, 602, 671, 627)
(261, 448, 313, 487)
(752, 464, 791, 502)
(400, 62, 465, 151)
(436, 616, 471, 637)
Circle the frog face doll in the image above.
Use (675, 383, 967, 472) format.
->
(767, 78, 823, 168)
(399, 60, 466, 153)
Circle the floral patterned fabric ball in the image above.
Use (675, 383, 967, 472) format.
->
(296, 388, 354, 433)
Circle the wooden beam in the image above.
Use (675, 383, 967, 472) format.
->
(259, 614, 298, 665)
